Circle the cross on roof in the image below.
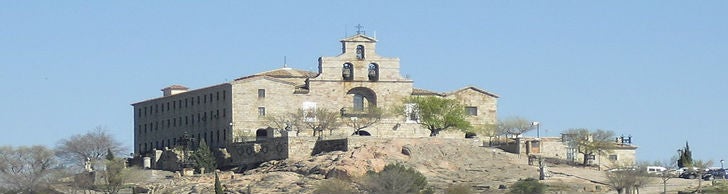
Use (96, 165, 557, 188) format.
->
(355, 24, 365, 35)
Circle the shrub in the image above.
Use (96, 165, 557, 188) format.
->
(313, 178, 358, 194)
(445, 183, 473, 194)
(359, 163, 428, 194)
(509, 178, 546, 194)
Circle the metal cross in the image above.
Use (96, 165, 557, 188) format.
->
(355, 24, 364, 34)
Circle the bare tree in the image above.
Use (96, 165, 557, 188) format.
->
(342, 107, 383, 135)
(290, 108, 342, 137)
(264, 113, 295, 136)
(0, 145, 61, 193)
(56, 126, 126, 170)
(605, 166, 652, 194)
(498, 117, 535, 138)
(563, 128, 616, 166)
(691, 159, 713, 193)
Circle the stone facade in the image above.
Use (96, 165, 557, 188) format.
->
(132, 34, 499, 156)
(504, 137, 637, 169)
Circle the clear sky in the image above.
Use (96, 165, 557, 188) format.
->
(1, 1, 726, 166)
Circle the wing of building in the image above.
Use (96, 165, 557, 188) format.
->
(131, 34, 499, 156)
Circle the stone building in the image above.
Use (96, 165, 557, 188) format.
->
(131, 33, 499, 156)
(504, 136, 637, 169)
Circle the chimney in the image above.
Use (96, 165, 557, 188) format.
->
(161, 85, 189, 97)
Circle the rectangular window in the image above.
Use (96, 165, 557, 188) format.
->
(191, 114, 195, 124)
(258, 107, 266, 117)
(161, 103, 164, 112)
(465, 106, 478, 116)
(302, 102, 317, 122)
(144, 107, 148, 116)
(404, 103, 420, 123)
(204, 95, 207, 103)
(185, 116, 189, 125)
(222, 108, 226, 118)
(258, 89, 266, 98)
(138, 109, 142, 117)
(155, 104, 159, 113)
(197, 96, 200, 104)
(223, 90, 227, 100)
(185, 99, 188, 108)
(609, 155, 618, 161)
(166, 102, 170, 110)
(216, 92, 220, 101)
(155, 121, 158, 130)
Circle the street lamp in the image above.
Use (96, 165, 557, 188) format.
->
(532, 121, 541, 139)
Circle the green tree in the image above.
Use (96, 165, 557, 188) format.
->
(214, 172, 224, 194)
(498, 117, 535, 138)
(563, 128, 616, 166)
(403, 96, 471, 137)
(360, 163, 428, 194)
(677, 141, 693, 168)
(103, 159, 125, 194)
(192, 139, 216, 173)
(106, 148, 115, 161)
(509, 178, 546, 194)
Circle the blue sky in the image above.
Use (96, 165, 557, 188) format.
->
(1, 1, 726, 165)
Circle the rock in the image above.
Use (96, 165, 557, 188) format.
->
(498, 184, 507, 190)
(401, 145, 412, 156)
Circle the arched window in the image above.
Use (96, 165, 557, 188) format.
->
(356, 45, 365, 59)
(368, 63, 379, 81)
(342, 63, 353, 81)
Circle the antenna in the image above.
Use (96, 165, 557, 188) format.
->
(283, 56, 287, 68)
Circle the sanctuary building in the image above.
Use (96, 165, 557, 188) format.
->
(131, 33, 499, 156)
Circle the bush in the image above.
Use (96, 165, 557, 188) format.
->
(445, 183, 473, 194)
(509, 178, 546, 194)
(313, 178, 358, 194)
(360, 163, 428, 194)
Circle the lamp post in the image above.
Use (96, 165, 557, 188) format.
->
(532, 121, 540, 139)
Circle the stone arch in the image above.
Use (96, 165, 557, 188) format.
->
(368, 63, 379, 81)
(255, 128, 269, 141)
(342, 63, 354, 81)
(352, 130, 371, 136)
(346, 87, 377, 111)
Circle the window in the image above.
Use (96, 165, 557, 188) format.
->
(138, 109, 141, 117)
(342, 63, 353, 81)
(216, 92, 220, 101)
(466, 107, 478, 116)
(302, 102, 317, 122)
(155, 104, 158, 113)
(185, 99, 188, 107)
(356, 45, 365, 59)
(258, 107, 266, 117)
(609, 155, 618, 161)
(404, 103, 420, 123)
(222, 108, 226, 118)
(258, 89, 266, 98)
(368, 63, 379, 81)
(223, 90, 226, 100)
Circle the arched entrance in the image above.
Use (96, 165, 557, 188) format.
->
(352, 130, 372, 136)
(346, 87, 377, 111)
